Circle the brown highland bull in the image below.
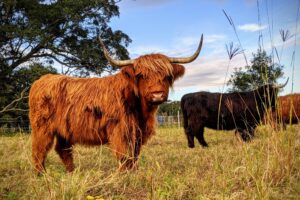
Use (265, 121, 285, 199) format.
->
(29, 35, 203, 173)
(264, 93, 300, 129)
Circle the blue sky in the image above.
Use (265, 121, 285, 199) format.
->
(109, 0, 300, 100)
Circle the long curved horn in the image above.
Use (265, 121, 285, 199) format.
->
(98, 36, 135, 67)
(273, 78, 289, 89)
(168, 34, 204, 64)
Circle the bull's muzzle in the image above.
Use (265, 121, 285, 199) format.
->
(151, 92, 167, 104)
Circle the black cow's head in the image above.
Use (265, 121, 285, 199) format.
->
(257, 78, 289, 111)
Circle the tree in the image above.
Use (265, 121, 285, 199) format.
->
(0, 63, 57, 130)
(0, 0, 131, 83)
(0, 63, 57, 114)
(228, 49, 284, 92)
(158, 101, 181, 116)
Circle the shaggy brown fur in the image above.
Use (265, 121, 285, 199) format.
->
(29, 54, 185, 173)
(265, 94, 300, 128)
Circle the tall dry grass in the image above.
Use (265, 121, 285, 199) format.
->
(0, 126, 299, 199)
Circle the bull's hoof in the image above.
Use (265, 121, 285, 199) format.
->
(201, 143, 208, 148)
(188, 144, 195, 148)
(118, 159, 138, 171)
(34, 165, 46, 176)
(237, 129, 254, 142)
(66, 164, 75, 173)
(240, 134, 254, 142)
(36, 171, 44, 177)
(118, 164, 138, 172)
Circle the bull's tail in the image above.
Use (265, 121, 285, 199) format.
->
(181, 97, 188, 129)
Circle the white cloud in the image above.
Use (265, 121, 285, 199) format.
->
(128, 34, 227, 58)
(173, 52, 247, 91)
(128, 45, 168, 57)
(238, 23, 268, 32)
(175, 34, 226, 47)
(205, 34, 227, 43)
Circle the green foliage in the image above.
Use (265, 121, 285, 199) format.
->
(228, 49, 284, 92)
(0, 64, 57, 127)
(0, 0, 131, 76)
(12, 63, 57, 91)
(158, 101, 181, 116)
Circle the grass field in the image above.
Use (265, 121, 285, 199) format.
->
(0, 126, 300, 200)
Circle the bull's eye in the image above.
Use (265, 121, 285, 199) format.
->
(164, 75, 173, 83)
(136, 74, 144, 80)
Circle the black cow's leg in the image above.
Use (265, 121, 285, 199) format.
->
(195, 127, 208, 147)
(239, 127, 255, 142)
(185, 126, 195, 148)
(235, 128, 243, 139)
(249, 126, 255, 139)
(239, 129, 248, 141)
(55, 134, 74, 172)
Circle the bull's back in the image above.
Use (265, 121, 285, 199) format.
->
(181, 91, 258, 130)
(29, 74, 69, 129)
(181, 92, 220, 128)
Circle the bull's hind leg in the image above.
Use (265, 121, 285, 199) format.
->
(32, 129, 55, 174)
(195, 127, 208, 147)
(55, 135, 74, 172)
(185, 126, 195, 148)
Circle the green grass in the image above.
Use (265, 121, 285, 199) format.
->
(0, 126, 300, 199)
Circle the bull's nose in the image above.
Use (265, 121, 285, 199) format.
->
(152, 92, 165, 102)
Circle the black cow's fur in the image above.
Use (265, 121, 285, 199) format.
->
(181, 85, 279, 147)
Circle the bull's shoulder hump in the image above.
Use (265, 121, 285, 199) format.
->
(182, 91, 211, 97)
(183, 91, 220, 98)
(34, 74, 72, 84)
(39, 74, 62, 80)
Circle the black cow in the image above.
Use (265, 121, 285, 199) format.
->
(181, 81, 288, 147)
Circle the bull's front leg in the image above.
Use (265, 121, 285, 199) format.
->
(111, 135, 142, 171)
(132, 136, 142, 169)
(122, 136, 142, 170)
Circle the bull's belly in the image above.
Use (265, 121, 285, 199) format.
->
(205, 123, 236, 131)
(71, 135, 109, 146)
(282, 117, 299, 124)
(56, 127, 109, 146)
(204, 118, 238, 131)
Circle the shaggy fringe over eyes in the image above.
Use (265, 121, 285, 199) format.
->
(133, 54, 174, 77)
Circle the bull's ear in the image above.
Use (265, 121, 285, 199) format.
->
(172, 64, 185, 80)
(121, 66, 139, 97)
(121, 66, 135, 79)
